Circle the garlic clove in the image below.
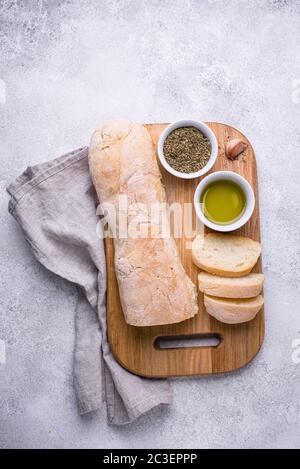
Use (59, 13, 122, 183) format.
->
(226, 138, 247, 159)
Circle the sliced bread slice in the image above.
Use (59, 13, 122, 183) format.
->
(198, 272, 264, 298)
(204, 294, 264, 324)
(192, 233, 261, 277)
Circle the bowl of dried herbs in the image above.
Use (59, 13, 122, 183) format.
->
(157, 119, 218, 179)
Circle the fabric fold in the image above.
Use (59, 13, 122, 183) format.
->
(7, 147, 172, 425)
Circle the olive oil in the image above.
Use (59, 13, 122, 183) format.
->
(200, 179, 246, 225)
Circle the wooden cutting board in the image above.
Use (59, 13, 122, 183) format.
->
(105, 122, 264, 377)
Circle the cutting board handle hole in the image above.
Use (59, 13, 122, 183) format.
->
(154, 333, 222, 350)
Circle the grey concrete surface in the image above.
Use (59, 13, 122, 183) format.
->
(1, 0, 300, 449)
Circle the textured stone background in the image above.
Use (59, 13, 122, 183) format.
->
(1, 0, 300, 449)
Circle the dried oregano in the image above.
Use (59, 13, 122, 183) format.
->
(163, 126, 211, 173)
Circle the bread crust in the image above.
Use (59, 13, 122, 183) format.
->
(192, 233, 261, 277)
(193, 260, 252, 277)
(204, 294, 264, 324)
(198, 272, 264, 298)
(89, 119, 198, 326)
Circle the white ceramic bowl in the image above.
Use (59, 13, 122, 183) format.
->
(157, 119, 218, 179)
(194, 171, 255, 232)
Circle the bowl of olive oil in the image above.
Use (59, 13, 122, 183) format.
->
(194, 171, 255, 232)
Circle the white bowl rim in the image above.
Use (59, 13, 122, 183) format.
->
(193, 170, 255, 232)
(157, 119, 218, 180)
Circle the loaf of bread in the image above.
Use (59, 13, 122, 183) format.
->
(192, 233, 261, 277)
(204, 294, 264, 324)
(89, 119, 198, 326)
(198, 272, 264, 298)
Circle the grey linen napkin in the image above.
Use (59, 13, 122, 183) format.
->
(7, 147, 172, 425)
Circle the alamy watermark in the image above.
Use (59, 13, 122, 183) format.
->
(292, 338, 300, 364)
(95, 196, 204, 249)
(291, 79, 300, 104)
(0, 339, 6, 365)
(0, 79, 6, 104)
